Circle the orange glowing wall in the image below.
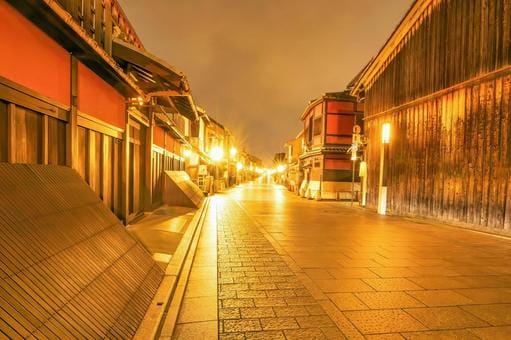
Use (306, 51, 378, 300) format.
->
(153, 126, 177, 152)
(153, 126, 165, 148)
(166, 137, 176, 153)
(0, 1, 70, 105)
(78, 62, 125, 128)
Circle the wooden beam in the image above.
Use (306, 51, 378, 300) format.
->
(67, 55, 79, 169)
(121, 111, 130, 225)
(7, 103, 16, 163)
(42, 115, 49, 165)
(143, 109, 154, 211)
(101, 134, 110, 209)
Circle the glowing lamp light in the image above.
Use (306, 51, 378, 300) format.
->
(230, 147, 238, 158)
(183, 149, 192, 158)
(236, 162, 243, 170)
(276, 164, 286, 173)
(210, 146, 224, 162)
(382, 123, 391, 144)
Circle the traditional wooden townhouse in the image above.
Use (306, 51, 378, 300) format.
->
(299, 91, 364, 199)
(284, 130, 304, 193)
(1, 0, 198, 223)
(350, 0, 511, 233)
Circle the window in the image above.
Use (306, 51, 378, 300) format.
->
(313, 117, 322, 136)
(308, 116, 313, 142)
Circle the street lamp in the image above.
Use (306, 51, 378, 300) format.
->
(210, 146, 224, 162)
(236, 161, 243, 185)
(230, 147, 237, 158)
(378, 122, 391, 215)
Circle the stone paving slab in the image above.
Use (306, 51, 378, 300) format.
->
(174, 183, 511, 339)
(229, 183, 511, 338)
(215, 195, 344, 339)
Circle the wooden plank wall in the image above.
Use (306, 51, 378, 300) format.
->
(0, 100, 66, 166)
(365, 0, 511, 116)
(76, 126, 123, 218)
(364, 0, 511, 231)
(0, 92, 123, 221)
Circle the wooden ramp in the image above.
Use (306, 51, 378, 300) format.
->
(0, 164, 164, 339)
(163, 171, 204, 208)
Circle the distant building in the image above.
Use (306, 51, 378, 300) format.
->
(284, 130, 304, 193)
(299, 91, 364, 199)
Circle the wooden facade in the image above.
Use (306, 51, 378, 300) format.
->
(0, 0, 197, 224)
(351, 0, 511, 232)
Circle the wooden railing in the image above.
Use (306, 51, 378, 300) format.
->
(54, 0, 143, 55)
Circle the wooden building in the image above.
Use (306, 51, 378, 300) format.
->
(0, 0, 200, 224)
(299, 92, 364, 199)
(351, 0, 511, 232)
(284, 130, 304, 194)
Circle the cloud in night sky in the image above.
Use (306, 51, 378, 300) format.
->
(119, 0, 413, 163)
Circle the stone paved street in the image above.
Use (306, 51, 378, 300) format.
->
(175, 182, 511, 339)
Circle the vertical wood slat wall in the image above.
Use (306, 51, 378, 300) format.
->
(0, 92, 126, 221)
(363, 0, 511, 231)
(0, 100, 67, 166)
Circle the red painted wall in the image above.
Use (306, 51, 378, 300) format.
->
(78, 62, 125, 128)
(153, 126, 177, 152)
(326, 114, 356, 135)
(326, 136, 352, 144)
(153, 126, 165, 148)
(0, 1, 70, 105)
(324, 158, 352, 170)
(327, 101, 354, 114)
(166, 138, 176, 153)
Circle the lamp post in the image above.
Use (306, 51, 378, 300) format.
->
(350, 145, 357, 206)
(378, 123, 391, 215)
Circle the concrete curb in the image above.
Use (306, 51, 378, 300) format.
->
(134, 198, 210, 339)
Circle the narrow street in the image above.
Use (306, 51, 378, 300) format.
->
(174, 183, 511, 339)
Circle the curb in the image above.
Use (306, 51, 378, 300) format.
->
(134, 198, 210, 339)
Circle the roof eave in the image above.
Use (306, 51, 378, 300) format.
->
(8, 0, 143, 97)
(350, 0, 432, 96)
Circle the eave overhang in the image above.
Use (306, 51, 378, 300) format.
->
(112, 38, 199, 121)
(154, 111, 188, 143)
(300, 98, 323, 121)
(7, 0, 142, 97)
(299, 145, 351, 160)
(153, 111, 212, 163)
(349, 0, 432, 97)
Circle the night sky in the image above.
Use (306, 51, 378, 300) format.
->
(119, 0, 413, 164)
